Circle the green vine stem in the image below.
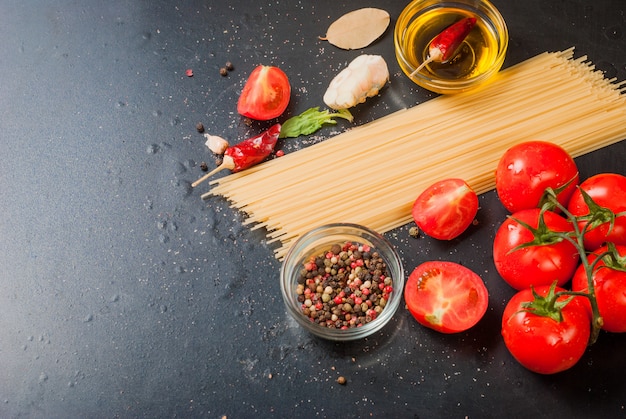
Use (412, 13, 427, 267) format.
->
(543, 189, 607, 346)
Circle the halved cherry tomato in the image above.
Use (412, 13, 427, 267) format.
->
(495, 141, 579, 214)
(404, 261, 488, 333)
(567, 173, 626, 251)
(411, 178, 478, 240)
(493, 208, 579, 290)
(501, 285, 590, 374)
(572, 244, 626, 333)
(237, 65, 291, 121)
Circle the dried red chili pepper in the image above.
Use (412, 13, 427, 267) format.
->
(410, 16, 477, 77)
(192, 123, 281, 187)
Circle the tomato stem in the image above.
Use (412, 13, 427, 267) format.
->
(521, 282, 573, 323)
(545, 192, 605, 345)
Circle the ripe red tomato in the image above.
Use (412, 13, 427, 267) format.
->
(495, 141, 579, 214)
(237, 65, 291, 121)
(567, 173, 626, 251)
(571, 244, 626, 333)
(493, 208, 579, 290)
(411, 178, 478, 240)
(502, 285, 590, 374)
(404, 261, 488, 333)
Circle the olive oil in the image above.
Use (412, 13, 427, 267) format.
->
(400, 8, 500, 81)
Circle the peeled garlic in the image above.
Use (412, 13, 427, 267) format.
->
(323, 55, 389, 110)
(204, 134, 229, 154)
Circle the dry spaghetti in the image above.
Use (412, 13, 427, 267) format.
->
(202, 48, 626, 259)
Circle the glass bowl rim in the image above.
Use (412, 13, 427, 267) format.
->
(394, 0, 509, 94)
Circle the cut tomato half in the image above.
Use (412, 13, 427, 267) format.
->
(412, 178, 478, 240)
(237, 65, 291, 121)
(404, 261, 488, 333)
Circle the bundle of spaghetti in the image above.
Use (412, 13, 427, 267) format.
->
(205, 48, 626, 259)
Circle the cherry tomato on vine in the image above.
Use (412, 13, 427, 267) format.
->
(495, 141, 579, 214)
(237, 65, 291, 121)
(501, 285, 590, 374)
(572, 244, 626, 333)
(493, 208, 579, 290)
(411, 178, 478, 240)
(567, 173, 626, 251)
(405, 261, 488, 333)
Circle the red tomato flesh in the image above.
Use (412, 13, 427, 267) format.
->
(412, 178, 478, 240)
(493, 208, 579, 290)
(237, 65, 291, 121)
(572, 244, 626, 333)
(501, 285, 590, 374)
(405, 261, 488, 333)
(567, 173, 626, 251)
(495, 141, 579, 214)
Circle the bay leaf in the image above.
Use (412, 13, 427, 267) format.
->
(322, 8, 390, 50)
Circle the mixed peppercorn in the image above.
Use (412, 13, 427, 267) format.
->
(296, 241, 394, 329)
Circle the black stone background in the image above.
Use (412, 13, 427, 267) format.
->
(1, 0, 625, 417)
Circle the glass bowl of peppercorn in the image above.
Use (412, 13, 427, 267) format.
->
(280, 223, 405, 341)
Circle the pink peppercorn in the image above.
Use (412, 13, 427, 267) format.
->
(384, 285, 394, 294)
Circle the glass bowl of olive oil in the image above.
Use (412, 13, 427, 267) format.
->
(395, 0, 508, 94)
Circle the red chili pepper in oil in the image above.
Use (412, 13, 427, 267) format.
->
(192, 123, 281, 188)
(430, 17, 477, 62)
(410, 16, 477, 77)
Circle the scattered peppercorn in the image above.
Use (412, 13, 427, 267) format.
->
(295, 241, 393, 329)
(200, 162, 208, 172)
(220, 67, 228, 76)
(185, 68, 193, 77)
(409, 226, 420, 238)
(225, 61, 234, 71)
(337, 376, 347, 385)
(196, 122, 205, 133)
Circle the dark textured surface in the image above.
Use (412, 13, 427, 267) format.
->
(1, 1, 625, 418)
